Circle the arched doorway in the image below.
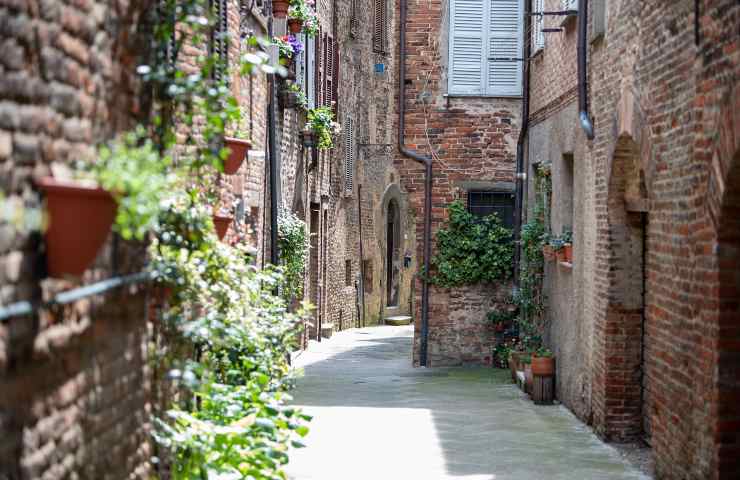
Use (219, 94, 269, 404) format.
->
(716, 151, 740, 478)
(386, 199, 400, 307)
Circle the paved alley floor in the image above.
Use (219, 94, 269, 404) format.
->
(286, 325, 650, 480)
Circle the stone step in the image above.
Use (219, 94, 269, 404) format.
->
(385, 315, 412, 326)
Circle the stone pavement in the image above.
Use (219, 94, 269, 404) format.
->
(286, 325, 650, 480)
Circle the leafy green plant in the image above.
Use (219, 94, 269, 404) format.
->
(285, 82, 309, 110)
(430, 200, 514, 288)
(278, 209, 309, 301)
(306, 106, 341, 149)
(487, 308, 518, 325)
(288, 0, 318, 37)
(535, 347, 553, 358)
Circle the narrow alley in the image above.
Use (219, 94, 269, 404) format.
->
(287, 326, 649, 480)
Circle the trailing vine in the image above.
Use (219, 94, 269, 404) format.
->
(430, 200, 514, 288)
(514, 165, 551, 348)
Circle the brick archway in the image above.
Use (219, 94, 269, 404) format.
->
(594, 86, 651, 442)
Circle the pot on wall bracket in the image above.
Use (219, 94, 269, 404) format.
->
(531, 355, 556, 377)
(287, 18, 303, 34)
(213, 212, 233, 240)
(563, 243, 573, 263)
(36, 177, 117, 278)
(223, 137, 251, 175)
(271, 0, 289, 17)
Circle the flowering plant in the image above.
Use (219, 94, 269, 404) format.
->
(273, 35, 303, 58)
(286, 82, 309, 110)
(306, 105, 341, 149)
(288, 0, 318, 37)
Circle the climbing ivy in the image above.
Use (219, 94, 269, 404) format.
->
(430, 200, 514, 288)
(278, 209, 309, 301)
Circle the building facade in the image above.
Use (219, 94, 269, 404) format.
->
(524, 0, 739, 478)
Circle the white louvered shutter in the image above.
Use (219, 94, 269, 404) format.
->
(533, 0, 545, 52)
(449, 0, 485, 95)
(562, 0, 578, 11)
(487, 0, 522, 96)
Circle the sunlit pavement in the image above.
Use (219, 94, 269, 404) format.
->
(286, 326, 649, 480)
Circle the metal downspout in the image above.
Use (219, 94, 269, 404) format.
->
(267, 11, 279, 265)
(577, 0, 595, 140)
(513, 0, 532, 290)
(399, 0, 432, 367)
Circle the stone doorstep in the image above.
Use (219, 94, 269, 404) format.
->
(320, 323, 334, 338)
(384, 315, 412, 326)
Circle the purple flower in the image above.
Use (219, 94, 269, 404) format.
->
(287, 35, 303, 56)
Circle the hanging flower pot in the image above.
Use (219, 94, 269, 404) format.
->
(288, 18, 304, 34)
(213, 213, 233, 240)
(279, 88, 300, 109)
(556, 246, 567, 263)
(543, 244, 556, 262)
(223, 137, 251, 174)
(272, 0, 289, 17)
(36, 177, 117, 278)
(300, 128, 316, 148)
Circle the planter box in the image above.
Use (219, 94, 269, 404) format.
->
(36, 177, 117, 278)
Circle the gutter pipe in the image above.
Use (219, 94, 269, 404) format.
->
(577, 0, 595, 140)
(513, 0, 532, 289)
(399, 0, 431, 367)
(267, 12, 279, 265)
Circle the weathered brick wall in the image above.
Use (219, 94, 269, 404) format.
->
(527, 0, 740, 478)
(0, 0, 156, 477)
(393, 0, 521, 366)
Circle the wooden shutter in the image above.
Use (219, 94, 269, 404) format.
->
(209, 0, 228, 81)
(307, 35, 316, 108)
(487, 0, 522, 96)
(318, 32, 326, 107)
(344, 116, 354, 192)
(325, 35, 334, 107)
(373, 0, 386, 53)
(449, 0, 485, 94)
(331, 37, 340, 113)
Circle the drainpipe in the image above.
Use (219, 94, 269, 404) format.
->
(513, 0, 532, 290)
(399, 0, 432, 367)
(267, 12, 279, 265)
(577, 0, 595, 140)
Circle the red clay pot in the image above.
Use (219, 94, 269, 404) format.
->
(543, 244, 556, 261)
(532, 356, 556, 377)
(213, 213, 232, 240)
(36, 177, 117, 278)
(556, 247, 567, 263)
(563, 243, 573, 263)
(288, 18, 303, 34)
(223, 137, 251, 175)
(272, 0, 289, 17)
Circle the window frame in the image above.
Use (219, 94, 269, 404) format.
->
(466, 190, 516, 230)
(447, 0, 524, 97)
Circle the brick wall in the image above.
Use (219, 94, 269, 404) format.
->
(394, 0, 521, 366)
(526, 0, 740, 478)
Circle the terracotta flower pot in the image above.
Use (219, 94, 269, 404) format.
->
(36, 177, 117, 278)
(272, 0, 289, 17)
(213, 213, 232, 240)
(543, 244, 556, 261)
(532, 355, 556, 377)
(525, 364, 534, 394)
(563, 243, 573, 263)
(223, 137, 251, 175)
(287, 18, 303, 34)
(556, 247, 567, 262)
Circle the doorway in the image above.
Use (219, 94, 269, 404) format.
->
(386, 199, 400, 307)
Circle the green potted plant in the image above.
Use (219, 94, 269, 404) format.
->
(280, 81, 308, 110)
(306, 105, 341, 150)
(550, 236, 566, 262)
(287, 0, 318, 35)
(542, 233, 556, 261)
(561, 229, 573, 263)
(531, 347, 555, 377)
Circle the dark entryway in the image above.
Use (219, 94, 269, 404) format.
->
(386, 199, 400, 307)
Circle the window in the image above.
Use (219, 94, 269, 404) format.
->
(373, 0, 387, 53)
(306, 35, 316, 108)
(533, 0, 545, 52)
(591, 0, 606, 39)
(562, 0, 578, 11)
(317, 33, 340, 110)
(448, 0, 523, 96)
(467, 190, 515, 229)
(345, 259, 352, 286)
(344, 116, 355, 192)
(363, 260, 373, 293)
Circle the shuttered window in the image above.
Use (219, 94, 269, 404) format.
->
(468, 191, 515, 229)
(209, 0, 228, 82)
(373, 0, 387, 53)
(448, 0, 523, 96)
(533, 0, 545, 52)
(344, 116, 354, 192)
(319, 34, 340, 110)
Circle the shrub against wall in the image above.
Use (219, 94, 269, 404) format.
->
(430, 200, 514, 288)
